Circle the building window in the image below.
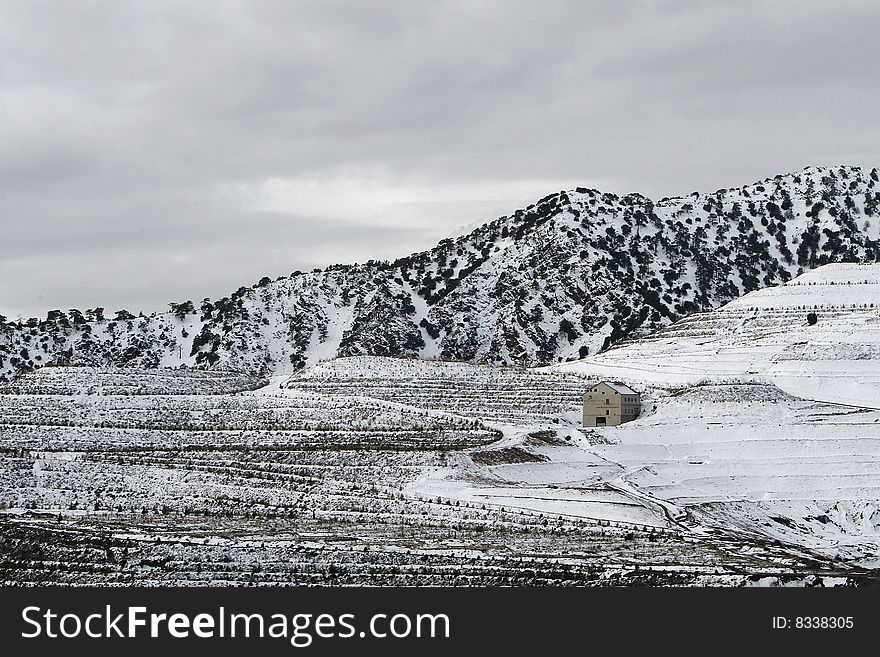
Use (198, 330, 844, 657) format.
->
(606, 410, 609, 415)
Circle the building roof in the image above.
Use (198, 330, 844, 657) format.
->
(591, 381, 638, 395)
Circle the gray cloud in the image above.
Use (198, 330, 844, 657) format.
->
(2, 0, 879, 318)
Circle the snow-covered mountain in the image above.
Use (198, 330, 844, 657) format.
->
(3, 164, 880, 382)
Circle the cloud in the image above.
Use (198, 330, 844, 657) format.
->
(1, 0, 879, 317)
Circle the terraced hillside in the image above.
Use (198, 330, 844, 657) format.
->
(6, 265, 880, 587)
(541, 264, 880, 567)
(590, 384, 880, 566)
(0, 366, 845, 586)
(0, 366, 268, 396)
(288, 356, 591, 425)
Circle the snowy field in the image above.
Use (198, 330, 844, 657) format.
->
(546, 264, 880, 567)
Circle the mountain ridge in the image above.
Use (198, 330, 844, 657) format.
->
(2, 164, 880, 382)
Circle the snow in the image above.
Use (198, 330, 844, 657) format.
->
(596, 382, 638, 395)
(5, 262, 880, 580)
(402, 280, 442, 359)
(296, 354, 510, 380)
(551, 263, 880, 409)
(305, 298, 355, 368)
(288, 273, 880, 565)
(725, 263, 880, 311)
(531, 264, 880, 565)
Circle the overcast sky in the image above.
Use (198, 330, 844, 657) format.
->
(2, 1, 879, 319)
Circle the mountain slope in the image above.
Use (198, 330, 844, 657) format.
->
(3, 164, 880, 382)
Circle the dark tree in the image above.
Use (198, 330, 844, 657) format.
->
(169, 300, 195, 319)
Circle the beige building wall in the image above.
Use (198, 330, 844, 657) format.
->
(582, 382, 640, 427)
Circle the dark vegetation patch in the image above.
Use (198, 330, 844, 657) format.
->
(470, 447, 549, 465)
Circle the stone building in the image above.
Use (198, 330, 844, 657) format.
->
(583, 381, 640, 427)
